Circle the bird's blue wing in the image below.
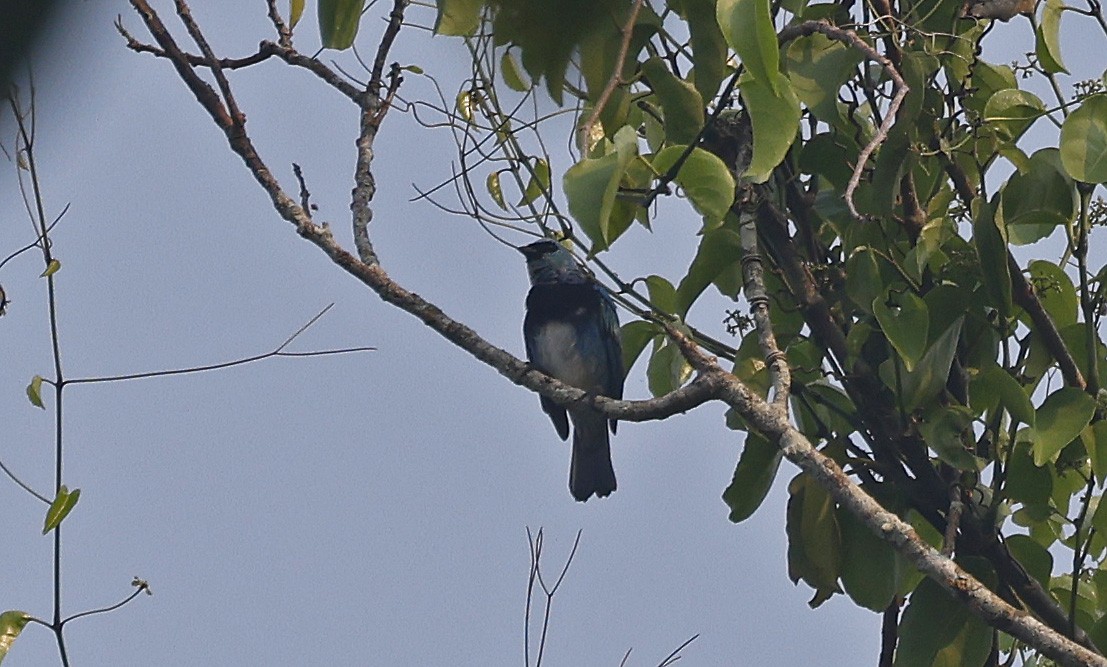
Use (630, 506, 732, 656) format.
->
(597, 286, 624, 433)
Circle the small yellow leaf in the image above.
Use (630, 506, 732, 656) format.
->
(40, 259, 61, 278)
(26, 375, 45, 409)
(456, 91, 474, 123)
(486, 171, 507, 210)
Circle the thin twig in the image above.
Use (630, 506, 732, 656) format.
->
(292, 162, 314, 216)
(264, 0, 293, 48)
(657, 634, 699, 667)
(60, 578, 151, 627)
(0, 202, 69, 272)
(579, 0, 644, 151)
(0, 457, 50, 504)
(67, 304, 373, 385)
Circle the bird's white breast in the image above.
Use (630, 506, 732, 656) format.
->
(533, 320, 599, 390)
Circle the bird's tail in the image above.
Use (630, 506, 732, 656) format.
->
(569, 408, 616, 502)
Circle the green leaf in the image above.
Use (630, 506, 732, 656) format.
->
(971, 197, 1011, 317)
(26, 375, 44, 409)
(1058, 322, 1107, 390)
(739, 75, 801, 183)
(722, 433, 783, 523)
(676, 227, 743, 315)
(983, 89, 1045, 144)
(646, 339, 692, 396)
(318, 0, 363, 49)
(1092, 614, 1107, 657)
(795, 382, 857, 436)
(518, 158, 550, 205)
(496, 0, 636, 105)
(1090, 484, 1107, 544)
(868, 127, 912, 216)
(0, 611, 30, 664)
(896, 572, 987, 667)
(681, 0, 728, 100)
(1060, 94, 1107, 184)
(645, 275, 678, 313)
(900, 317, 964, 411)
(1035, 0, 1068, 75)
(872, 288, 929, 372)
(289, 0, 305, 29)
(785, 34, 863, 123)
(564, 126, 638, 250)
(1025, 259, 1078, 327)
(434, 0, 483, 36)
(932, 561, 995, 667)
(844, 248, 884, 315)
(999, 148, 1075, 245)
(1032, 387, 1097, 466)
(786, 474, 842, 607)
(1006, 440, 1052, 504)
(620, 321, 660, 373)
(40, 259, 60, 278)
(965, 60, 1017, 115)
(1087, 421, 1107, 485)
(717, 0, 780, 92)
(973, 364, 1035, 427)
(651, 146, 735, 224)
(43, 485, 81, 534)
(919, 406, 982, 470)
(1006, 534, 1053, 589)
(642, 57, 704, 145)
(838, 502, 897, 612)
(486, 171, 506, 210)
(500, 50, 531, 91)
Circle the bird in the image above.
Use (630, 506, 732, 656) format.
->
(520, 239, 624, 501)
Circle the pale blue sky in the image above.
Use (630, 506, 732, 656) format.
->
(0, 2, 1101, 666)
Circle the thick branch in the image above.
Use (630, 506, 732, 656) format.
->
(719, 376, 1106, 667)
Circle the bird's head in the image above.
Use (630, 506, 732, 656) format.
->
(518, 239, 588, 286)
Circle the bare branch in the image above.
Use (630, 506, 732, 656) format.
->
(371, 0, 408, 88)
(66, 304, 372, 386)
(59, 578, 151, 627)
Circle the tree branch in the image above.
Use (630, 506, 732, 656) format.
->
(124, 4, 1107, 665)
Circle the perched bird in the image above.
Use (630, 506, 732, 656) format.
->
(520, 240, 624, 501)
